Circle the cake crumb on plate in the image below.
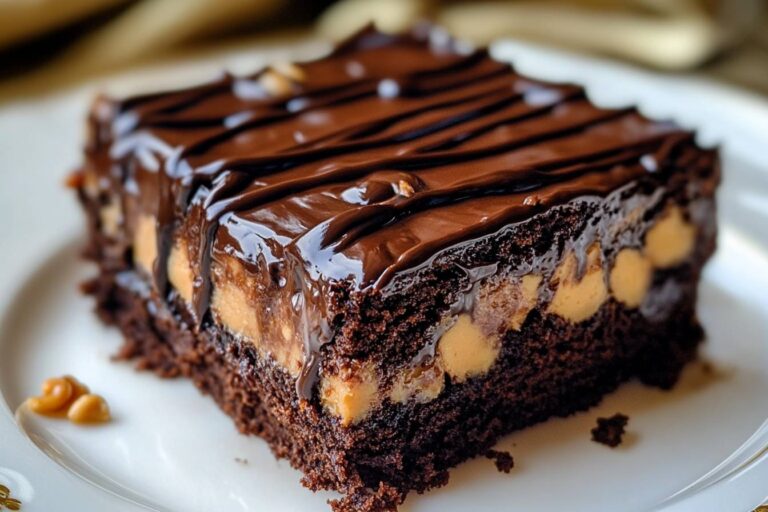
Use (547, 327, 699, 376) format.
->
(485, 449, 514, 473)
(591, 413, 629, 448)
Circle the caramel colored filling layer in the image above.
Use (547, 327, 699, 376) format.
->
(168, 243, 194, 303)
(475, 274, 542, 332)
(438, 314, 500, 383)
(99, 200, 121, 237)
(548, 243, 608, 323)
(133, 214, 157, 276)
(610, 248, 652, 308)
(127, 204, 697, 426)
(390, 360, 445, 404)
(211, 255, 304, 376)
(320, 362, 379, 426)
(645, 206, 696, 268)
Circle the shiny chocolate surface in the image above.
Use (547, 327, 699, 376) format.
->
(81, 25, 716, 398)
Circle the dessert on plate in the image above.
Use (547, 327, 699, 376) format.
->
(72, 25, 719, 511)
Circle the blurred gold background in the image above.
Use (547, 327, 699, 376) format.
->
(1, 0, 766, 104)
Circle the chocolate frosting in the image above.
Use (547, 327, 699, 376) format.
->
(83, 25, 714, 398)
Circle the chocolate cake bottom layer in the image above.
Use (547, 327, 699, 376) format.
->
(84, 259, 703, 511)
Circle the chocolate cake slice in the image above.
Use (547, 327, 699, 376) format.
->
(72, 26, 719, 511)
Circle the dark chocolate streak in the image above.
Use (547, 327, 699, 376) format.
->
(91, 26, 714, 398)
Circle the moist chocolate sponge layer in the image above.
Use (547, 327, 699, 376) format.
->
(85, 262, 704, 511)
(80, 181, 713, 511)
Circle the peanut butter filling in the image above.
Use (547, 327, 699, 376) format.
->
(390, 359, 445, 404)
(213, 280, 262, 344)
(548, 243, 608, 323)
(168, 243, 194, 303)
(610, 248, 652, 308)
(515, 274, 543, 328)
(133, 214, 157, 276)
(126, 202, 697, 425)
(210, 255, 303, 376)
(321, 362, 380, 426)
(438, 314, 500, 383)
(99, 199, 122, 237)
(645, 206, 696, 268)
(475, 274, 542, 332)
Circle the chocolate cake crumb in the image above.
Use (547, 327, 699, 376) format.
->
(485, 449, 514, 473)
(329, 483, 404, 512)
(591, 413, 629, 447)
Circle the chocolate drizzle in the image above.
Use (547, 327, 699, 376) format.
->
(85, 25, 715, 399)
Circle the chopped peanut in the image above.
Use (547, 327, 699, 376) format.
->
(398, 179, 416, 198)
(271, 61, 306, 82)
(26, 377, 74, 414)
(25, 375, 109, 425)
(260, 69, 294, 97)
(67, 394, 111, 424)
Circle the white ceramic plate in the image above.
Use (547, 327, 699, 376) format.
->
(1, 38, 767, 512)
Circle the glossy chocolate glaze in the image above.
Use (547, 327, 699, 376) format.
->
(81, 25, 717, 399)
